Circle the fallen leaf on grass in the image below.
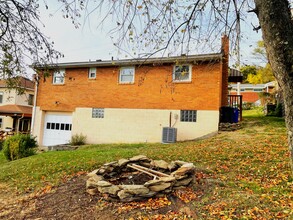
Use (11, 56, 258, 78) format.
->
(173, 187, 197, 203)
(117, 196, 171, 213)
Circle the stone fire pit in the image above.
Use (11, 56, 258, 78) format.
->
(86, 155, 195, 202)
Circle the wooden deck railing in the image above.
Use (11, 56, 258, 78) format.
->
(228, 95, 243, 121)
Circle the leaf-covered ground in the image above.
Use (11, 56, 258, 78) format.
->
(0, 110, 292, 219)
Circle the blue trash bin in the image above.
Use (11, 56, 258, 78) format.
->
(232, 108, 239, 123)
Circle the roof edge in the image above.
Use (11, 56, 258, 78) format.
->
(33, 53, 223, 69)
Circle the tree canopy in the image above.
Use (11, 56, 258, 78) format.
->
(0, 0, 61, 80)
(246, 64, 275, 84)
(241, 40, 275, 84)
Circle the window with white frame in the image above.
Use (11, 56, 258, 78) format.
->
(88, 67, 96, 79)
(173, 65, 192, 82)
(119, 67, 135, 83)
(92, 108, 104, 118)
(53, 69, 65, 84)
(180, 110, 197, 122)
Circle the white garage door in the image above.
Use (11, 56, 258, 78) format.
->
(43, 113, 72, 146)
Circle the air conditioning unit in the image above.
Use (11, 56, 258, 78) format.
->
(162, 127, 177, 143)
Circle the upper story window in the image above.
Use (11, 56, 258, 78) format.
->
(88, 67, 96, 79)
(119, 67, 135, 84)
(173, 65, 192, 82)
(53, 69, 65, 85)
(28, 94, 34, 105)
(0, 92, 3, 104)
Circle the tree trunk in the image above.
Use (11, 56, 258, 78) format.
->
(254, 0, 293, 172)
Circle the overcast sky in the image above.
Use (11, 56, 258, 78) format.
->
(38, 1, 264, 67)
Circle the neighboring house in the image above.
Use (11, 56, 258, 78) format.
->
(229, 82, 276, 105)
(0, 77, 34, 132)
(32, 36, 229, 147)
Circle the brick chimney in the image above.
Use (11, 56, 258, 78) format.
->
(221, 35, 229, 107)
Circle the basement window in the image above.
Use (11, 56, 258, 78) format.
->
(92, 108, 104, 118)
(180, 110, 197, 122)
(173, 65, 192, 82)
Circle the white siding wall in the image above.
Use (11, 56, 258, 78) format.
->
(0, 116, 14, 130)
(15, 91, 34, 106)
(73, 108, 219, 144)
(33, 107, 219, 146)
(0, 88, 34, 106)
(0, 88, 16, 105)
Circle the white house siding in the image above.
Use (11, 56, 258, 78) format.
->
(15, 91, 34, 106)
(72, 108, 219, 144)
(0, 116, 14, 130)
(0, 88, 16, 105)
(33, 107, 219, 146)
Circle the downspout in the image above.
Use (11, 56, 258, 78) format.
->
(17, 113, 25, 133)
(31, 74, 39, 136)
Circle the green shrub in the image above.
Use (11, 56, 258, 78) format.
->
(242, 102, 254, 110)
(3, 134, 37, 161)
(70, 133, 87, 146)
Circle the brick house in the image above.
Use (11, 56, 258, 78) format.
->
(32, 36, 229, 147)
(229, 82, 276, 105)
(0, 77, 34, 132)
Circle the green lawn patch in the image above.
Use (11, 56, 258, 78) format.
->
(0, 109, 292, 219)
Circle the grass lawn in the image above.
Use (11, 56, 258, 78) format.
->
(0, 109, 292, 219)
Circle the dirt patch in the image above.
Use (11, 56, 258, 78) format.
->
(0, 173, 216, 219)
(0, 175, 100, 220)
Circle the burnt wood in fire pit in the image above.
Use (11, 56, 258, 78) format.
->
(86, 155, 195, 202)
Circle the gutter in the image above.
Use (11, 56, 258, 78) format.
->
(16, 113, 25, 133)
(31, 74, 39, 136)
(32, 53, 223, 70)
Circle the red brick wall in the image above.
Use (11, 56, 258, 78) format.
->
(230, 91, 260, 103)
(37, 62, 223, 111)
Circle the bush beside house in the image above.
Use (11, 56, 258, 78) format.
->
(3, 134, 37, 161)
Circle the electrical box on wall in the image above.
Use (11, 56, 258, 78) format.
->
(162, 127, 177, 143)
